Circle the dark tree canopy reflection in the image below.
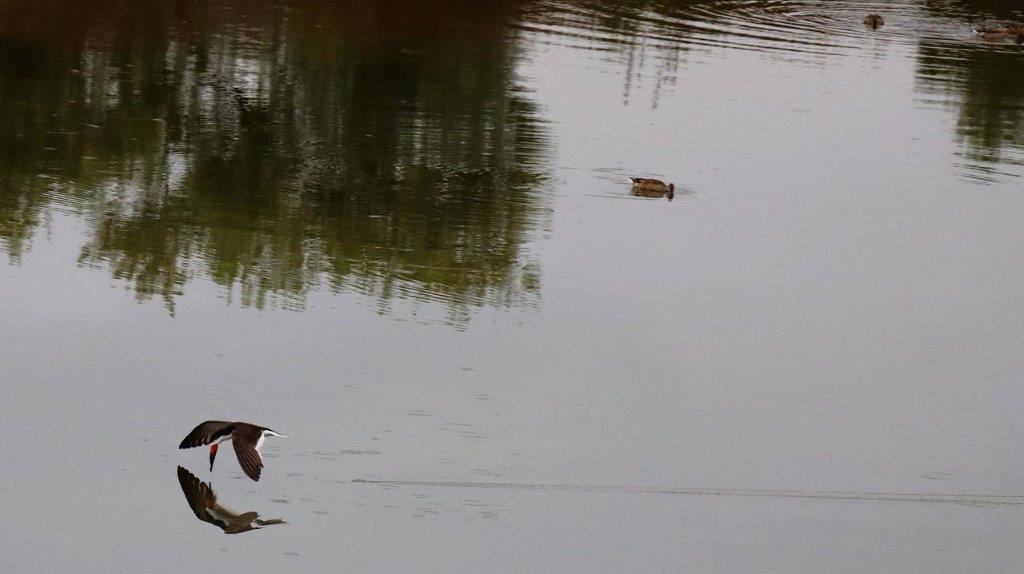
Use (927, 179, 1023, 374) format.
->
(5, 0, 1024, 319)
(917, 43, 1024, 169)
(923, 0, 1024, 20)
(0, 0, 550, 320)
(917, 0, 1024, 173)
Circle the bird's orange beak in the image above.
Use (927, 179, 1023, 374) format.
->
(209, 443, 218, 471)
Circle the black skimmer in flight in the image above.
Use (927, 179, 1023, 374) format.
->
(177, 466, 285, 533)
(179, 421, 287, 481)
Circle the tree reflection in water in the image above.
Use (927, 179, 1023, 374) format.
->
(0, 0, 550, 322)
(917, 0, 1024, 177)
(4, 0, 1023, 320)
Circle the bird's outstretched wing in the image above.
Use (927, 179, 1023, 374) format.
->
(177, 466, 224, 527)
(232, 426, 265, 481)
(224, 512, 260, 534)
(179, 421, 235, 448)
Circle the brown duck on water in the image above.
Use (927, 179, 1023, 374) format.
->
(630, 178, 675, 200)
(863, 15, 884, 29)
(975, 27, 1024, 43)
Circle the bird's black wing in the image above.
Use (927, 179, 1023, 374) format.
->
(179, 421, 235, 449)
(177, 466, 222, 527)
(232, 426, 264, 481)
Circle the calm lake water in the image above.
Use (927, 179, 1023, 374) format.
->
(2, 0, 1024, 571)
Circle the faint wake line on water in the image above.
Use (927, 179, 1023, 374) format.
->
(351, 479, 1024, 506)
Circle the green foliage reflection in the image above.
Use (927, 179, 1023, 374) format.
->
(0, 0, 550, 321)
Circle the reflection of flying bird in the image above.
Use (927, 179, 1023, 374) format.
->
(179, 421, 287, 481)
(177, 466, 285, 534)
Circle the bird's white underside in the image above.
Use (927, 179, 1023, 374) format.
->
(214, 429, 286, 466)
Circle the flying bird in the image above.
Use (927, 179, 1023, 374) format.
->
(179, 421, 287, 481)
(177, 466, 285, 533)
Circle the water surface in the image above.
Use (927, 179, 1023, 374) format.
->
(2, 0, 1024, 571)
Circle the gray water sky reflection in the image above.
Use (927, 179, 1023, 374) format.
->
(2, 0, 1024, 571)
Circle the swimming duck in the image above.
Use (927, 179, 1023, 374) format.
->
(982, 31, 1023, 43)
(630, 177, 675, 200)
(975, 27, 1024, 43)
(977, 30, 1008, 42)
(863, 15, 884, 29)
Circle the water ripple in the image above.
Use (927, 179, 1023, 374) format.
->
(516, 0, 1020, 60)
(517, 0, 911, 58)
